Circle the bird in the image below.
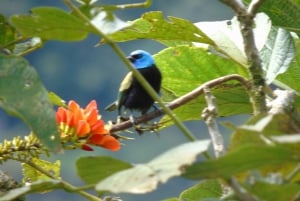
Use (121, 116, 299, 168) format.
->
(105, 50, 162, 116)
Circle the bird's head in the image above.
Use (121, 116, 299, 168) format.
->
(127, 50, 155, 69)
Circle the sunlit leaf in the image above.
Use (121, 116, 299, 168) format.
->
(155, 46, 250, 127)
(22, 158, 60, 182)
(91, 8, 129, 34)
(10, 7, 93, 41)
(0, 54, 61, 152)
(76, 156, 132, 184)
(96, 140, 211, 194)
(107, 11, 213, 45)
(260, 27, 295, 84)
(194, 13, 271, 66)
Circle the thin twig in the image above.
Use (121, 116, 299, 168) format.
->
(202, 86, 224, 158)
(110, 74, 249, 132)
(228, 177, 258, 201)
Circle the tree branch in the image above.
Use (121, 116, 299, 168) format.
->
(110, 74, 249, 133)
(220, 0, 267, 115)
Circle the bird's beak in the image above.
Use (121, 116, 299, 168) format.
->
(127, 56, 135, 63)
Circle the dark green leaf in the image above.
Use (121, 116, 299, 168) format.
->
(180, 180, 223, 201)
(0, 54, 61, 152)
(76, 156, 132, 184)
(10, 7, 93, 41)
(246, 182, 300, 201)
(244, 0, 300, 35)
(0, 14, 17, 51)
(184, 144, 300, 180)
(107, 11, 213, 45)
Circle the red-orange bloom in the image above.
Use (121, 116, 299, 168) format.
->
(56, 100, 120, 151)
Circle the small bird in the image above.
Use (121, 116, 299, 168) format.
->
(105, 50, 162, 116)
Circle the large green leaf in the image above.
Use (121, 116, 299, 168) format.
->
(0, 54, 61, 152)
(244, 0, 300, 35)
(10, 7, 93, 41)
(184, 144, 300, 180)
(96, 140, 210, 194)
(155, 46, 250, 126)
(107, 11, 213, 45)
(76, 156, 132, 184)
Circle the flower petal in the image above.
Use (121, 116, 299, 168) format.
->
(76, 120, 90, 137)
(88, 134, 120, 151)
(91, 120, 108, 135)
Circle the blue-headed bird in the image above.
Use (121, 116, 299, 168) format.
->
(105, 50, 162, 116)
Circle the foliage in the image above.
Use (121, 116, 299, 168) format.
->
(1, 0, 300, 201)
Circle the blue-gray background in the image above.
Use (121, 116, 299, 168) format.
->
(0, 1, 247, 200)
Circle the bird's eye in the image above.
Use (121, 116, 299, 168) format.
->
(132, 53, 143, 59)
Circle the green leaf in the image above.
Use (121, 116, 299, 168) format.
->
(0, 14, 17, 51)
(107, 11, 213, 45)
(0, 54, 61, 152)
(76, 156, 132, 184)
(48, 91, 66, 107)
(194, 13, 271, 66)
(0, 179, 63, 201)
(96, 140, 211, 194)
(260, 27, 295, 84)
(10, 7, 93, 41)
(22, 158, 60, 182)
(180, 180, 223, 201)
(245, 182, 300, 201)
(155, 46, 250, 127)
(244, 0, 300, 35)
(184, 144, 300, 180)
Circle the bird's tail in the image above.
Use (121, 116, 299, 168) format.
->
(105, 101, 118, 111)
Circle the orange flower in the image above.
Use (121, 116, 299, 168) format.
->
(56, 100, 120, 151)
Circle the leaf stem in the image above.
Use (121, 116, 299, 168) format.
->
(64, 0, 197, 142)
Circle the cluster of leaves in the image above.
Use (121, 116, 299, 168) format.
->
(1, 0, 300, 201)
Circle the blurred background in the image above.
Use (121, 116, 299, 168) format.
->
(0, 1, 247, 200)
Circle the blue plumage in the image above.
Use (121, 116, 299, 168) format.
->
(105, 50, 162, 115)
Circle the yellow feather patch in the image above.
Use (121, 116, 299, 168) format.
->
(119, 72, 133, 92)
